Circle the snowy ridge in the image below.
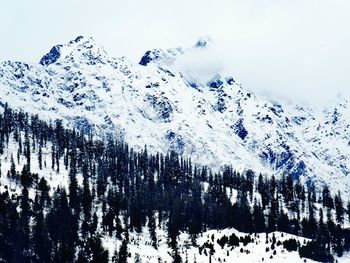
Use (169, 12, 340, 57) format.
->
(0, 36, 350, 195)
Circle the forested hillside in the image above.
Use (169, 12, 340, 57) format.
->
(1, 104, 350, 263)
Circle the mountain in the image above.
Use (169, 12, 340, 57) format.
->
(0, 36, 349, 195)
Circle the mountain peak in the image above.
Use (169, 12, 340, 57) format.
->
(39, 45, 62, 66)
(139, 47, 183, 66)
(194, 37, 211, 48)
(39, 36, 108, 66)
(68, 35, 86, 44)
(138, 38, 212, 67)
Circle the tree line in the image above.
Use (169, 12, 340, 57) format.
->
(0, 104, 349, 263)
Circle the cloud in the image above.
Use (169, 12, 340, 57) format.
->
(0, 0, 349, 106)
(174, 40, 224, 85)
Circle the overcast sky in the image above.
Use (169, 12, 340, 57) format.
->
(1, 0, 349, 106)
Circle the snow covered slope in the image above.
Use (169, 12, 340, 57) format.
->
(0, 36, 349, 194)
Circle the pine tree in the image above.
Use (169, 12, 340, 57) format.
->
(277, 210, 290, 233)
(334, 192, 344, 225)
(38, 146, 43, 170)
(148, 213, 158, 248)
(188, 178, 203, 242)
(20, 164, 32, 188)
(10, 154, 16, 180)
(24, 130, 31, 169)
(51, 145, 55, 171)
(16, 187, 31, 261)
(172, 249, 182, 263)
(89, 236, 109, 263)
(322, 186, 334, 209)
(253, 199, 265, 232)
(47, 188, 76, 262)
(103, 208, 114, 236)
(268, 198, 278, 232)
(38, 177, 50, 207)
(335, 224, 344, 257)
(68, 166, 79, 211)
(326, 208, 335, 239)
(56, 148, 60, 173)
(82, 176, 92, 219)
(269, 175, 277, 200)
(118, 238, 128, 263)
(33, 210, 51, 262)
(168, 198, 181, 249)
(286, 174, 294, 202)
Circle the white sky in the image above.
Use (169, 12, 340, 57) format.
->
(1, 0, 350, 106)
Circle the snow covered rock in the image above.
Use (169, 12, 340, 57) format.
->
(1, 36, 350, 195)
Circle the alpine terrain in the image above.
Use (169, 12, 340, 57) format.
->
(0, 36, 350, 263)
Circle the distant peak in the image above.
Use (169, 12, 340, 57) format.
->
(139, 38, 211, 67)
(39, 45, 62, 66)
(39, 36, 107, 66)
(69, 35, 85, 44)
(195, 37, 211, 48)
(139, 47, 183, 66)
(68, 35, 97, 47)
(139, 50, 158, 66)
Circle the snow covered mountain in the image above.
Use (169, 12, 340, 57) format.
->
(0, 36, 349, 194)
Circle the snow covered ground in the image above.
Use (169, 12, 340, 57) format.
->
(103, 227, 350, 263)
(0, 133, 81, 199)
